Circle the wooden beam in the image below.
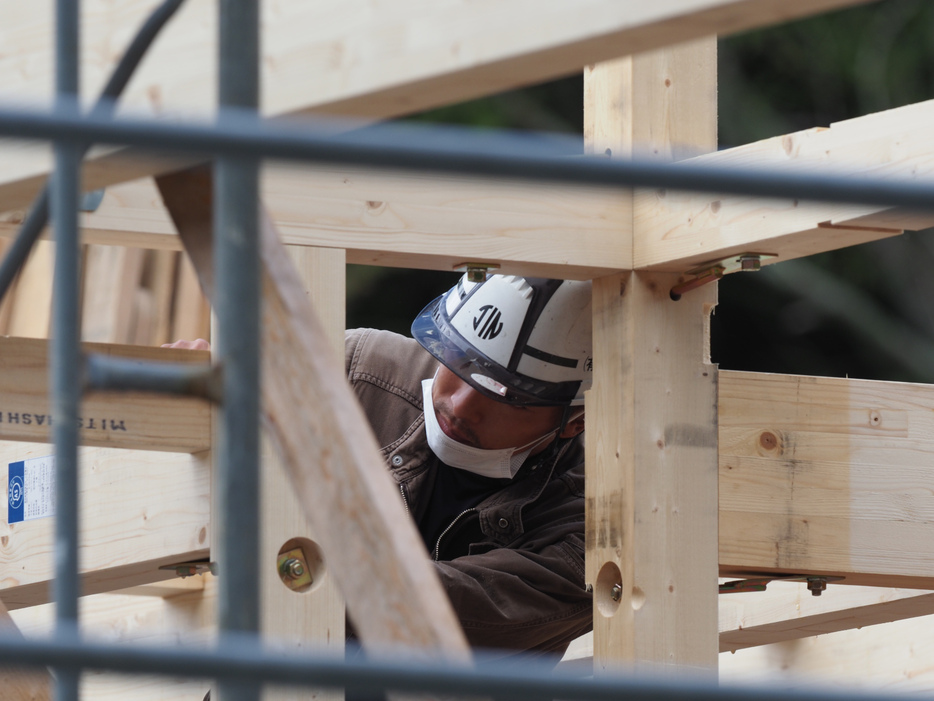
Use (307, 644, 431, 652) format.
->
(585, 39, 719, 674)
(11, 96, 934, 277)
(11, 577, 215, 700)
(156, 166, 470, 659)
(559, 584, 934, 672)
(258, 245, 346, 701)
(0, 443, 209, 610)
(0, 337, 210, 453)
(720, 370, 934, 589)
(0, 0, 875, 213)
(719, 583, 934, 652)
(0, 597, 52, 701)
(635, 99, 934, 272)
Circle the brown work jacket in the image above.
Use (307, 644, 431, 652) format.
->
(345, 328, 592, 660)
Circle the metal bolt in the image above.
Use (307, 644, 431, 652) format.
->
(610, 583, 622, 602)
(739, 254, 762, 272)
(466, 265, 489, 283)
(282, 558, 305, 580)
(806, 576, 827, 596)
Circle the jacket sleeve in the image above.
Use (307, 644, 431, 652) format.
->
(433, 469, 592, 660)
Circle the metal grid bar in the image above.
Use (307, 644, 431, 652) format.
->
(0, 102, 932, 211)
(214, 1, 262, 700)
(51, 0, 81, 699)
(0, 632, 917, 701)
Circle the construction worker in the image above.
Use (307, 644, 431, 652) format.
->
(346, 273, 592, 658)
(168, 273, 593, 660)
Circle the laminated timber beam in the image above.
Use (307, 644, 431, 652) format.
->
(720, 370, 934, 589)
(0, 0, 875, 213)
(635, 99, 934, 272)
(559, 584, 934, 671)
(0, 598, 51, 701)
(0, 337, 210, 453)
(156, 166, 471, 659)
(0, 442, 209, 610)
(6, 99, 934, 279)
(718, 583, 934, 653)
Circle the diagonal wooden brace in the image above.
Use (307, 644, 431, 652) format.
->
(155, 166, 470, 661)
(0, 598, 52, 701)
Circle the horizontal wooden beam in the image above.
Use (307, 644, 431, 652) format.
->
(559, 584, 934, 671)
(0, 337, 210, 453)
(0, 443, 209, 610)
(0, 0, 874, 213)
(635, 100, 934, 272)
(720, 369, 934, 589)
(719, 582, 934, 652)
(1, 168, 630, 278)
(9, 103, 934, 277)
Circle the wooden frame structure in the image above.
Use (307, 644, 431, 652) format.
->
(2, 0, 934, 698)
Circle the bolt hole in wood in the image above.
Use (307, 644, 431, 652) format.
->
(595, 561, 623, 617)
(276, 537, 326, 594)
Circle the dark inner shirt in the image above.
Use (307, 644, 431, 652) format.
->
(416, 462, 510, 558)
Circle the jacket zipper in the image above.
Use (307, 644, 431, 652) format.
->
(399, 484, 411, 517)
(433, 508, 476, 561)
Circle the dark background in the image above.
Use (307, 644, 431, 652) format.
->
(346, 0, 934, 384)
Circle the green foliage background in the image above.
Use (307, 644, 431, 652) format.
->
(347, 0, 934, 384)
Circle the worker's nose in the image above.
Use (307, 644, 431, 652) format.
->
(448, 380, 488, 425)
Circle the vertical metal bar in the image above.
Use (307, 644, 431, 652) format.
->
(52, 0, 81, 699)
(215, 1, 261, 700)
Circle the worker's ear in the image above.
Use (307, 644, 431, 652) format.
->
(559, 412, 585, 439)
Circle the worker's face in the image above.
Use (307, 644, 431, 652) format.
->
(431, 365, 584, 453)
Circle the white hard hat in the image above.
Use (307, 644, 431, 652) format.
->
(412, 274, 593, 406)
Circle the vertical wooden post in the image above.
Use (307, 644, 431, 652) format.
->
(260, 245, 346, 701)
(584, 38, 720, 674)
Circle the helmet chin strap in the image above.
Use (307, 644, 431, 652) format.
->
(538, 404, 575, 465)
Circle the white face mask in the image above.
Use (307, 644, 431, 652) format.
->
(421, 378, 557, 480)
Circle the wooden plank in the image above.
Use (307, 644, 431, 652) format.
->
(6, 239, 54, 339)
(81, 244, 146, 344)
(156, 166, 471, 659)
(0, 170, 633, 279)
(0, 443, 209, 610)
(719, 583, 934, 652)
(0, 597, 52, 701)
(0, 0, 875, 214)
(0, 337, 210, 453)
(585, 38, 719, 674)
(258, 246, 346, 701)
(634, 99, 934, 272)
(719, 612, 934, 692)
(11, 577, 215, 700)
(720, 370, 934, 588)
(559, 585, 934, 671)
(170, 251, 210, 344)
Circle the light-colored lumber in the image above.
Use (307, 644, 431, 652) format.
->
(6, 239, 54, 339)
(81, 244, 146, 344)
(719, 370, 934, 589)
(0, 597, 52, 701)
(1, 171, 632, 279)
(156, 166, 470, 660)
(634, 99, 934, 272)
(11, 576, 216, 700)
(258, 246, 346, 701)
(0, 0, 875, 214)
(170, 251, 211, 344)
(585, 38, 719, 674)
(0, 337, 210, 453)
(559, 585, 934, 673)
(719, 612, 934, 693)
(0, 442, 209, 610)
(719, 582, 934, 652)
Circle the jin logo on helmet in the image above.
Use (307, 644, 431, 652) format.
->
(473, 305, 503, 340)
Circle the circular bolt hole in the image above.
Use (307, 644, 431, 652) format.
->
(595, 561, 624, 618)
(277, 537, 326, 594)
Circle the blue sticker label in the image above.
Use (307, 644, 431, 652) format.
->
(7, 456, 55, 525)
(8, 460, 24, 524)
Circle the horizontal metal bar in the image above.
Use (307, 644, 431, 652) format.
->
(0, 101, 933, 212)
(0, 632, 912, 701)
(83, 353, 221, 401)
